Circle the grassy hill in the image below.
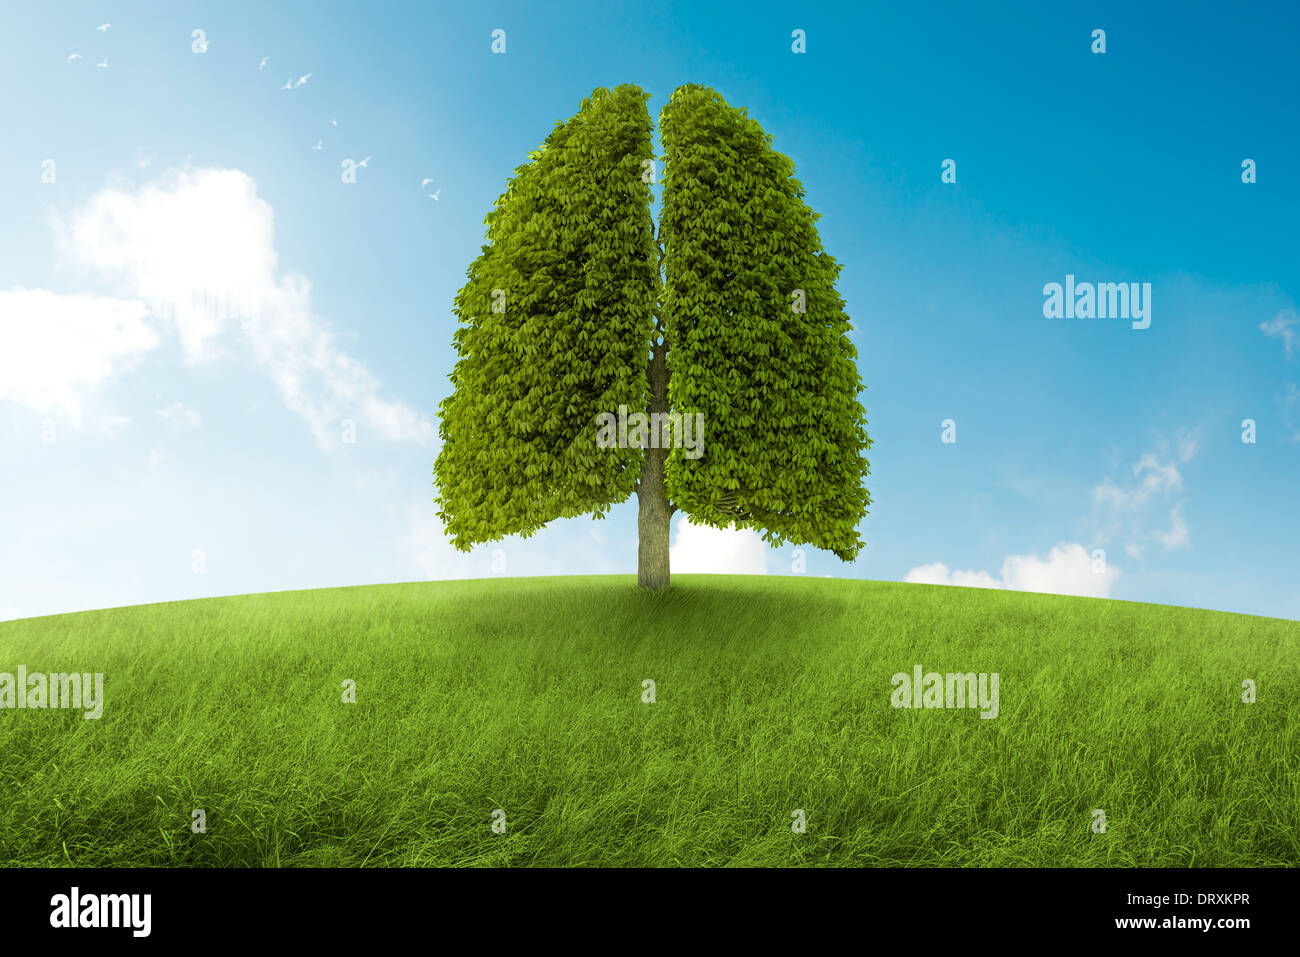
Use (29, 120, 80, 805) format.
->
(0, 576, 1295, 867)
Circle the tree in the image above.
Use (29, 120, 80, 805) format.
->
(435, 84, 871, 590)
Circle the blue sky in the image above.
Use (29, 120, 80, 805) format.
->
(1, 0, 1297, 621)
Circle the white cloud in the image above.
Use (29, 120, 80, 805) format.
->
(1157, 504, 1189, 550)
(155, 401, 201, 435)
(1091, 439, 1194, 552)
(999, 543, 1118, 597)
(904, 561, 1000, 590)
(1260, 311, 1298, 357)
(905, 542, 1118, 599)
(362, 395, 436, 444)
(0, 288, 156, 422)
(52, 166, 432, 448)
(1094, 453, 1183, 509)
(669, 516, 769, 575)
(920, 435, 1195, 597)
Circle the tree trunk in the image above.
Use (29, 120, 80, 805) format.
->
(637, 455, 671, 589)
(637, 341, 672, 589)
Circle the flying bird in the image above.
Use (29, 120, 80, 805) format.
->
(281, 78, 293, 90)
(427, 188, 442, 201)
(96, 57, 109, 69)
(96, 23, 111, 32)
(312, 140, 323, 151)
(421, 178, 433, 188)
(358, 156, 371, 167)
(67, 53, 82, 62)
(294, 73, 312, 87)
(330, 118, 338, 126)
(258, 56, 269, 70)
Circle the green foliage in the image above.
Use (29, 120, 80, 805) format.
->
(435, 85, 658, 548)
(659, 85, 870, 559)
(437, 83, 872, 561)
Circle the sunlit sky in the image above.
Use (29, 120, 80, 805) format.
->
(1, 1, 1297, 621)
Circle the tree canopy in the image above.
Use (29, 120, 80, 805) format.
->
(435, 83, 871, 585)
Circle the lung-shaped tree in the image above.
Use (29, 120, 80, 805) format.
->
(435, 84, 871, 589)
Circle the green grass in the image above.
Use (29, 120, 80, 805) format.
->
(0, 575, 1295, 867)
